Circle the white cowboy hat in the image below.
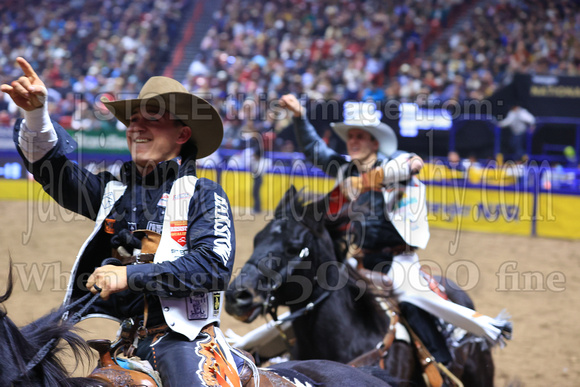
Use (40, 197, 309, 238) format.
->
(102, 76, 223, 159)
(331, 120, 398, 157)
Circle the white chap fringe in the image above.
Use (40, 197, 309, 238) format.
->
(389, 253, 511, 346)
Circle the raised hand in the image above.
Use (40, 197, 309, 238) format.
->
(279, 94, 304, 118)
(0, 57, 48, 111)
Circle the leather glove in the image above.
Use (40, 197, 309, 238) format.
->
(111, 229, 142, 258)
(340, 167, 385, 201)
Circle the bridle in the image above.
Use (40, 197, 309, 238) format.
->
(249, 217, 345, 324)
(261, 245, 332, 323)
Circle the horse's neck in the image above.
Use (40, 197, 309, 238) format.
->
(289, 279, 388, 362)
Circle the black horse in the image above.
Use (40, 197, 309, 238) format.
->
(226, 186, 495, 386)
(0, 265, 99, 387)
(0, 264, 396, 387)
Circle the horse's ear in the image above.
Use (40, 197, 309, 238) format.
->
(296, 188, 324, 207)
(275, 186, 298, 218)
(299, 196, 327, 237)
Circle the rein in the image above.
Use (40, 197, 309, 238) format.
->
(270, 290, 331, 323)
(15, 286, 102, 382)
(262, 245, 347, 324)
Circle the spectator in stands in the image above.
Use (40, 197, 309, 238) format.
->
(1, 0, 190, 129)
(447, 150, 461, 169)
(249, 134, 273, 215)
(498, 105, 536, 161)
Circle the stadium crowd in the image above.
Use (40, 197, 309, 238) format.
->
(188, 0, 580, 151)
(186, 0, 466, 149)
(1, 0, 579, 154)
(0, 0, 190, 130)
(393, 0, 580, 104)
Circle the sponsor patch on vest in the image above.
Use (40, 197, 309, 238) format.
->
(147, 221, 163, 234)
(213, 293, 221, 317)
(173, 192, 191, 200)
(104, 218, 116, 234)
(171, 249, 187, 257)
(186, 294, 208, 320)
(213, 193, 232, 265)
(157, 193, 169, 208)
(170, 220, 188, 246)
(103, 192, 115, 210)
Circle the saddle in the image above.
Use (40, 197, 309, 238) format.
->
(88, 339, 159, 386)
(350, 267, 464, 387)
(87, 339, 308, 387)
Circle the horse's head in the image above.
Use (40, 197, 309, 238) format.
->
(226, 186, 336, 322)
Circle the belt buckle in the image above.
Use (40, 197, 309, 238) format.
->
(135, 253, 154, 264)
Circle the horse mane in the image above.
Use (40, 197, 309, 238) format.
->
(278, 187, 391, 332)
(275, 186, 350, 254)
(0, 262, 99, 386)
(0, 263, 14, 315)
(275, 185, 325, 215)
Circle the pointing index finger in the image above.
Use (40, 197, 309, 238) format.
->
(16, 57, 39, 81)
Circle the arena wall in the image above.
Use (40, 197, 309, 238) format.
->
(2, 165, 578, 240)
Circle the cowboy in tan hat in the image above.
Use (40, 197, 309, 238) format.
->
(3, 57, 242, 386)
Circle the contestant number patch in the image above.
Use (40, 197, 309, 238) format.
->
(213, 293, 221, 316)
(187, 294, 208, 320)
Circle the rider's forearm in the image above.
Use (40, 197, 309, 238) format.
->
(126, 248, 232, 297)
(293, 115, 347, 177)
(18, 105, 58, 163)
(293, 115, 323, 155)
(15, 118, 111, 220)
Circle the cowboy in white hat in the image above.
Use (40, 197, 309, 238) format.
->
(3, 57, 243, 386)
(279, 94, 511, 365)
(279, 94, 424, 243)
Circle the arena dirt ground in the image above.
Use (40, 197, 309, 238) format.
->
(1, 199, 578, 386)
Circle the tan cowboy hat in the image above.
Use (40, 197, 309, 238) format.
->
(102, 76, 223, 159)
(331, 120, 398, 157)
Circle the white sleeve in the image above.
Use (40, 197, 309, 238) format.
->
(18, 106, 58, 163)
(520, 108, 536, 125)
(497, 111, 515, 128)
(381, 153, 413, 185)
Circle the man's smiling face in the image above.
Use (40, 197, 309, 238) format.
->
(126, 106, 191, 175)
